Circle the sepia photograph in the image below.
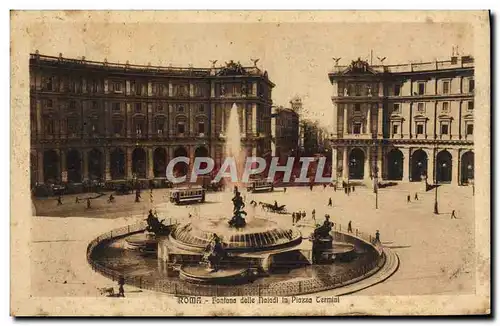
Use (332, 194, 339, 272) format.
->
(10, 10, 491, 316)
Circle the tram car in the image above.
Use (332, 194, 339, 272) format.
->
(246, 178, 274, 193)
(169, 186, 206, 205)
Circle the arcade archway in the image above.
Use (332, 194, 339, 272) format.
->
(88, 149, 103, 181)
(132, 148, 147, 179)
(173, 147, 189, 177)
(153, 148, 167, 178)
(348, 148, 365, 180)
(110, 148, 125, 180)
(436, 150, 452, 183)
(386, 149, 404, 180)
(43, 150, 60, 183)
(410, 149, 428, 182)
(66, 149, 82, 183)
(460, 151, 474, 185)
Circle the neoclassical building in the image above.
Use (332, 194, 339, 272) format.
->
(30, 52, 274, 186)
(328, 56, 474, 185)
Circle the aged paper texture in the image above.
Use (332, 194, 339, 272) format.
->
(10, 10, 490, 316)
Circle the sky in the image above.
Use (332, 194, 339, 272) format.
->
(29, 21, 473, 129)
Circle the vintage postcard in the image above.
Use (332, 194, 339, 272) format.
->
(10, 10, 490, 316)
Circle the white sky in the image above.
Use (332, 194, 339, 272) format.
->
(30, 22, 473, 129)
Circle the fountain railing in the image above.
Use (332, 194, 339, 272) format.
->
(87, 220, 388, 297)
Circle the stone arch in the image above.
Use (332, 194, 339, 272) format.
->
(348, 147, 365, 180)
(88, 148, 103, 181)
(66, 149, 82, 183)
(410, 149, 428, 182)
(173, 146, 189, 177)
(153, 147, 167, 178)
(132, 147, 147, 178)
(43, 149, 60, 183)
(110, 148, 126, 180)
(436, 150, 453, 183)
(386, 148, 404, 180)
(460, 151, 474, 185)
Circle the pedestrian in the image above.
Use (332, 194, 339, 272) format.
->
(312, 209, 316, 219)
(451, 210, 457, 219)
(284, 187, 287, 193)
(118, 276, 125, 297)
(323, 184, 327, 190)
(347, 187, 351, 195)
(348, 220, 353, 233)
(302, 210, 306, 218)
(333, 184, 337, 192)
(135, 189, 141, 203)
(292, 212, 295, 225)
(75, 196, 79, 204)
(375, 230, 380, 243)
(328, 197, 332, 207)
(344, 187, 348, 195)
(310, 184, 313, 191)
(407, 194, 411, 203)
(189, 213, 192, 219)
(414, 192, 419, 201)
(108, 194, 115, 203)
(86, 198, 91, 209)
(57, 195, 62, 206)
(352, 186, 355, 192)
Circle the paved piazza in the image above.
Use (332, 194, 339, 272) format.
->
(31, 182, 475, 297)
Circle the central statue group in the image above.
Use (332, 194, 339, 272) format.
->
(228, 187, 247, 229)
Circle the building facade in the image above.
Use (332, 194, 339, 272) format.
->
(329, 56, 474, 185)
(271, 105, 300, 162)
(30, 53, 274, 186)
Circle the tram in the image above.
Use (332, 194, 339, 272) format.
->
(246, 178, 274, 193)
(169, 186, 206, 204)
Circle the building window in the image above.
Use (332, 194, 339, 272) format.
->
(114, 82, 122, 93)
(355, 84, 361, 96)
(47, 99, 53, 108)
(466, 123, 474, 135)
(45, 119, 55, 135)
(198, 104, 205, 113)
(467, 101, 474, 111)
(91, 80, 98, 93)
(156, 118, 165, 135)
(67, 118, 79, 135)
(353, 123, 361, 134)
(135, 122, 143, 136)
(198, 121, 205, 134)
(112, 102, 120, 111)
(354, 103, 361, 112)
(156, 105, 163, 112)
(394, 84, 401, 96)
(468, 79, 475, 93)
(393, 103, 401, 114)
(392, 124, 399, 135)
(92, 101, 98, 110)
(442, 80, 450, 94)
(177, 105, 184, 113)
(416, 123, 424, 135)
(113, 120, 122, 135)
(135, 103, 142, 113)
(177, 121, 185, 134)
(417, 82, 425, 95)
(442, 102, 449, 113)
(45, 77, 53, 91)
(417, 102, 425, 113)
(440, 123, 449, 135)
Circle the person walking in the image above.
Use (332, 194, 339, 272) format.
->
(414, 192, 419, 201)
(348, 220, 353, 233)
(86, 198, 91, 209)
(283, 187, 287, 193)
(451, 210, 457, 219)
(407, 194, 411, 203)
(118, 276, 125, 297)
(312, 209, 316, 219)
(302, 210, 306, 219)
(75, 196, 79, 204)
(56, 195, 63, 206)
(333, 184, 337, 192)
(328, 197, 332, 207)
(135, 189, 141, 203)
(352, 186, 355, 192)
(292, 212, 295, 225)
(375, 230, 380, 243)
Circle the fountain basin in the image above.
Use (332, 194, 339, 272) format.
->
(179, 265, 255, 285)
